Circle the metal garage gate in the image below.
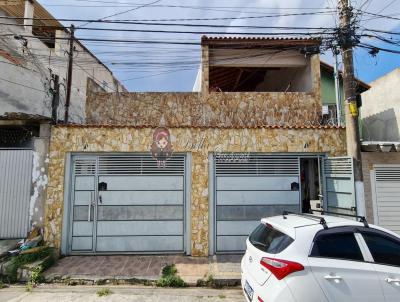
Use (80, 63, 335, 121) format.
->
(372, 165, 400, 234)
(212, 154, 301, 253)
(323, 157, 356, 215)
(0, 149, 33, 239)
(68, 154, 187, 254)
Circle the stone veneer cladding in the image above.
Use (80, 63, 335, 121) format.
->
(45, 126, 346, 256)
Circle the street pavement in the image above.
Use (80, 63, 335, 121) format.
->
(0, 285, 246, 302)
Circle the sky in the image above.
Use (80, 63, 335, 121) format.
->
(39, 0, 400, 91)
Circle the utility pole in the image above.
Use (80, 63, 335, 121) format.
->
(333, 47, 342, 126)
(338, 0, 365, 216)
(51, 74, 60, 122)
(64, 24, 75, 124)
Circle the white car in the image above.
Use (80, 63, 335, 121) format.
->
(241, 212, 400, 302)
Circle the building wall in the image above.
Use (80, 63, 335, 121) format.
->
(361, 68, 400, 141)
(362, 152, 400, 223)
(0, 9, 125, 123)
(45, 126, 346, 256)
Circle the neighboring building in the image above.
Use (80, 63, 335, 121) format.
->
(0, 0, 126, 123)
(44, 36, 358, 257)
(320, 61, 369, 124)
(0, 0, 125, 240)
(360, 68, 400, 234)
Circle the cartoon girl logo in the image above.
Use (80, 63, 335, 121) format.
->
(151, 127, 173, 168)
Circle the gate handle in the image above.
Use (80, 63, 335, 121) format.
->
(88, 192, 93, 221)
(99, 195, 103, 204)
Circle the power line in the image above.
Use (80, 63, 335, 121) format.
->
(0, 21, 335, 31)
(358, 43, 400, 54)
(0, 11, 339, 23)
(357, 10, 400, 21)
(40, 3, 336, 16)
(0, 76, 46, 93)
(1, 34, 326, 46)
(376, 0, 397, 15)
(0, 22, 335, 36)
(42, 1, 334, 10)
(79, 0, 163, 27)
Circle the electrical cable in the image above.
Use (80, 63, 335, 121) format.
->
(0, 11, 340, 23)
(0, 76, 47, 93)
(79, 0, 163, 27)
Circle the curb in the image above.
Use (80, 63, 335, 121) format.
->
(43, 274, 241, 288)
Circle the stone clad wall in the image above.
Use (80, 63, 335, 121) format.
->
(86, 92, 322, 127)
(45, 126, 346, 256)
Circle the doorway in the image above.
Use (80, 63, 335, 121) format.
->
(300, 157, 322, 213)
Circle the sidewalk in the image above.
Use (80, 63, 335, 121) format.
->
(0, 285, 245, 302)
(43, 255, 242, 286)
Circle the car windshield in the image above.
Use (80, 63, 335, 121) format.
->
(249, 223, 294, 254)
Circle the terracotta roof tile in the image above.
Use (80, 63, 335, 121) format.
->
(55, 123, 345, 129)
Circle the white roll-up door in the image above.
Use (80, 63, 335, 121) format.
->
(213, 154, 300, 253)
(372, 165, 400, 234)
(0, 149, 33, 239)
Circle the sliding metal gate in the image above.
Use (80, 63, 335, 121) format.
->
(67, 154, 187, 254)
(323, 157, 356, 215)
(212, 154, 301, 253)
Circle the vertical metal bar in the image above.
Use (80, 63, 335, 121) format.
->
(322, 155, 328, 212)
(185, 153, 192, 255)
(88, 192, 92, 222)
(93, 156, 99, 253)
(208, 153, 214, 256)
(317, 155, 323, 208)
(370, 170, 379, 225)
(298, 156, 302, 213)
(61, 153, 73, 255)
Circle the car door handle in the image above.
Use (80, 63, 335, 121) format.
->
(385, 278, 400, 286)
(324, 274, 342, 283)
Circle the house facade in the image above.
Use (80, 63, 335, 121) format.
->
(360, 68, 400, 234)
(0, 0, 125, 240)
(44, 37, 354, 257)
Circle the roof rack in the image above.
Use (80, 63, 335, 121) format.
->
(282, 211, 328, 229)
(310, 209, 369, 228)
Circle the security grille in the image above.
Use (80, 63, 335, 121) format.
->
(98, 154, 185, 175)
(375, 166, 400, 182)
(215, 153, 299, 175)
(324, 157, 353, 176)
(74, 159, 96, 175)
